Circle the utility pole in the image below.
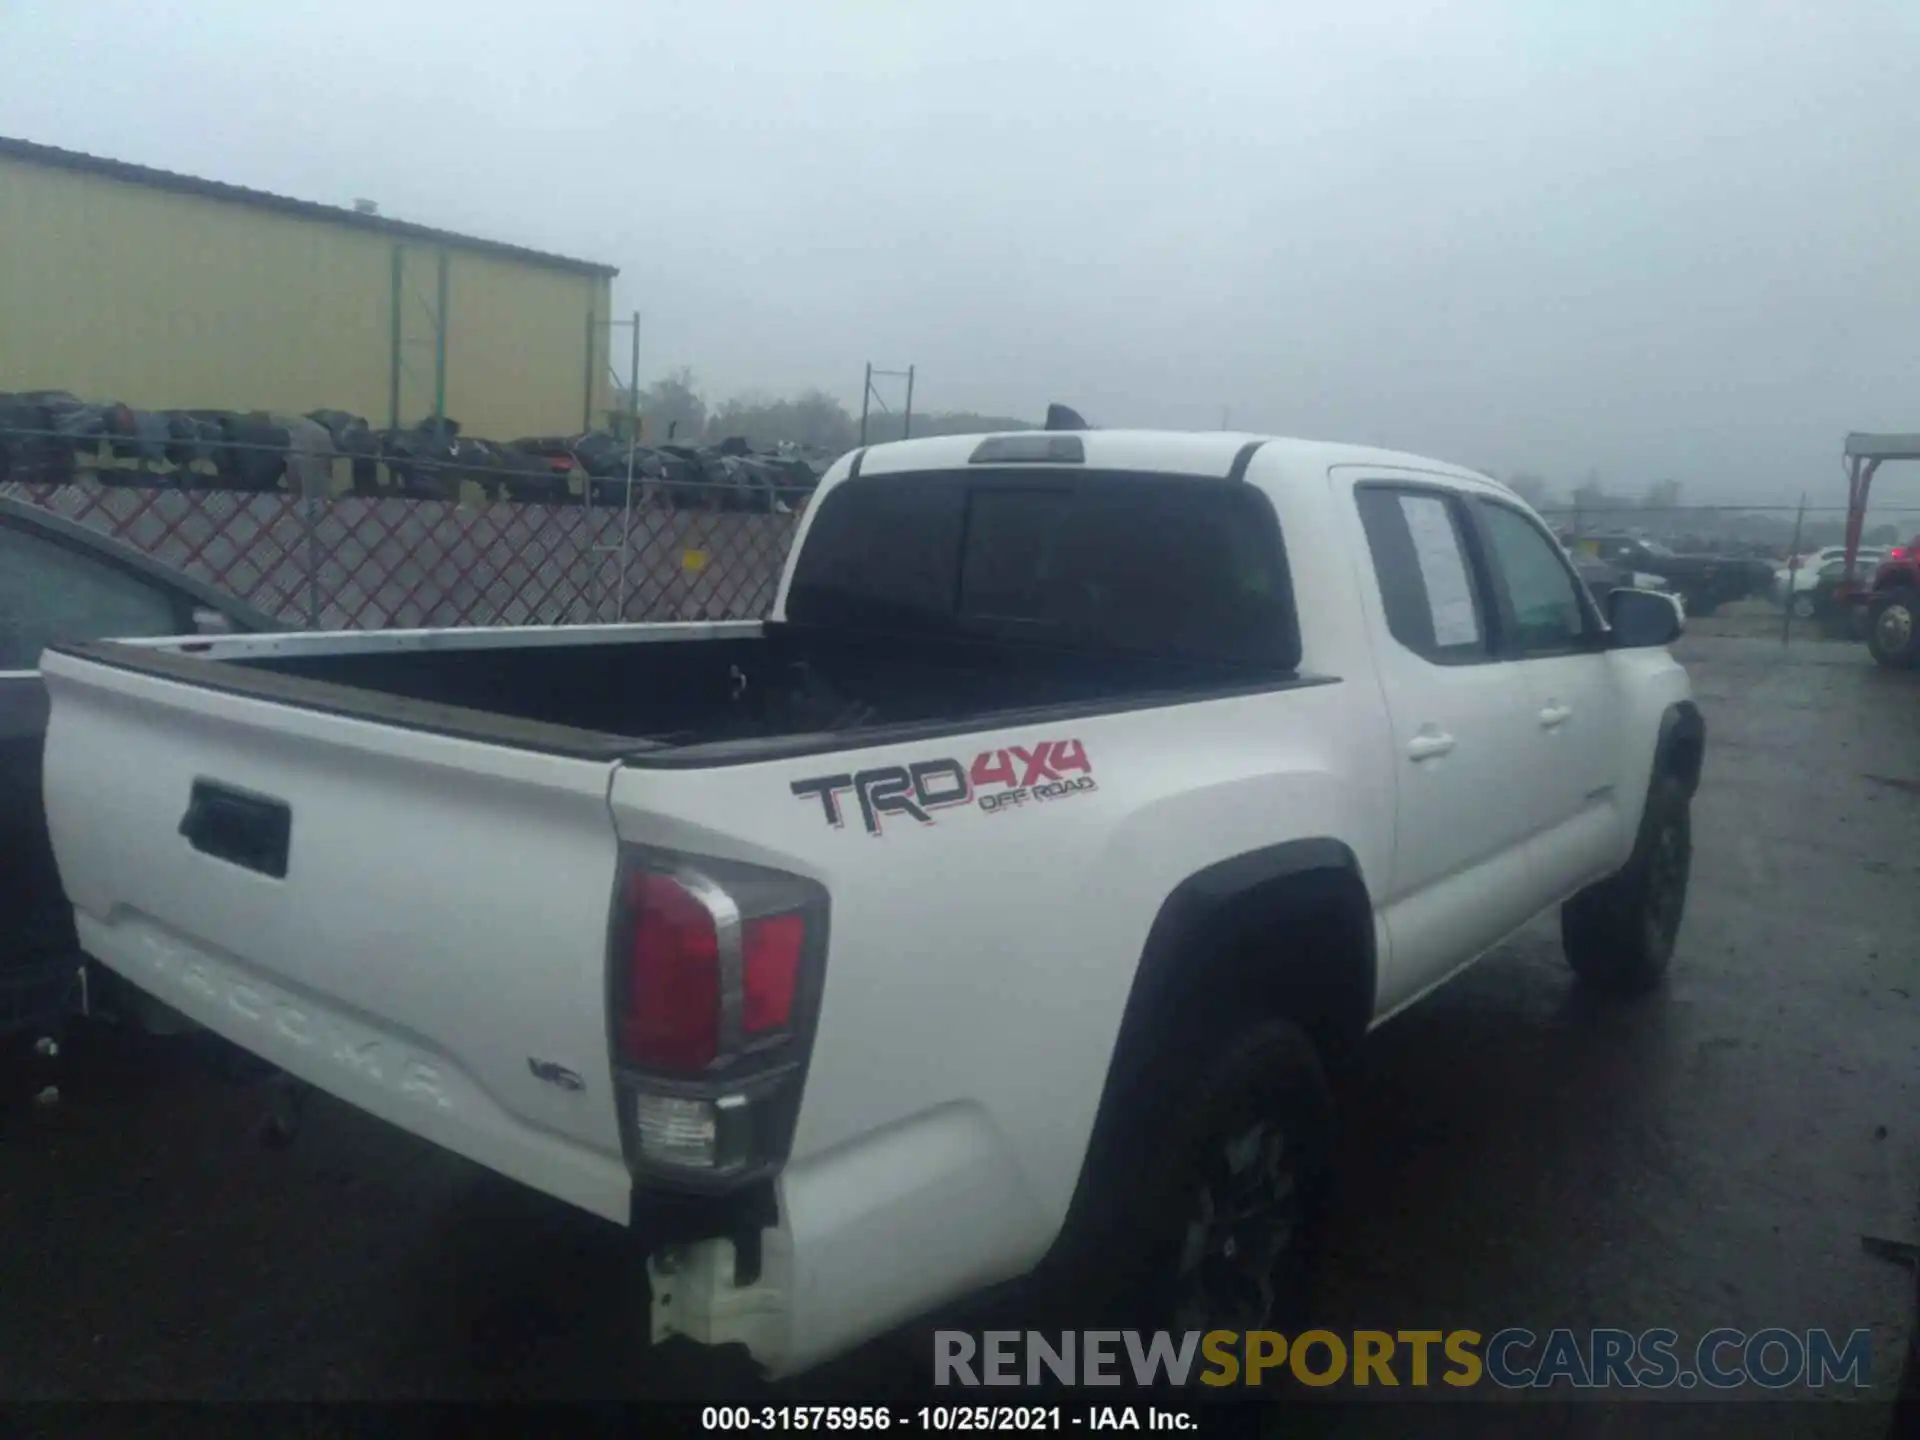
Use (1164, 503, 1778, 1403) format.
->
(1780, 492, 1806, 648)
(433, 250, 450, 434)
(386, 243, 451, 432)
(587, 311, 643, 620)
(627, 311, 640, 442)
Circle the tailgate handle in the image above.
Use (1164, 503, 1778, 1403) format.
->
(179, 780, 292, 879)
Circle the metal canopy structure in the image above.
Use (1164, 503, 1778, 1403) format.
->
(1840, 432, 1920, 596)
(857, 363, 916, 447)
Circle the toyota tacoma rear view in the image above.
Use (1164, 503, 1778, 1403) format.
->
(39, 425, 1703, 1376)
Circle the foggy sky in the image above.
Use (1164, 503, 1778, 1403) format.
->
(5, 0, 1919, 505)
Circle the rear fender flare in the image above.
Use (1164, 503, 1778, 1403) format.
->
(1126, 837, 1376, 1032)
(1054, 838, 1375, 1242)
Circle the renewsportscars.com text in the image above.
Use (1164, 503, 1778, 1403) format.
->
(933, 1328, 1873, 1390)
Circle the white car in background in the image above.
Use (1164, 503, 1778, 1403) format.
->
(1775, 547, 1883, 607)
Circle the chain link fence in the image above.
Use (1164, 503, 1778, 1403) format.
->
(1530, 500, 1920, 644)
(12, 421, 1920, 638)
(1535, 500, 1920, 552)
(1, 424, 806, 629)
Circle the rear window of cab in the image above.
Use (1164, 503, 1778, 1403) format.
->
(784, 469, 1298, 671)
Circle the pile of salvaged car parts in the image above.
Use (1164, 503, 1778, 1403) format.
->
(0, 391, 822, 513)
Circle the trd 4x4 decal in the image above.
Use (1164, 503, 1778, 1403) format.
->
(790, 739, 1097, 836)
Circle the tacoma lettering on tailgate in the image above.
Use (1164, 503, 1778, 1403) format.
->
(128, 924, 453, 1108)
(790, 738, 1097, 836)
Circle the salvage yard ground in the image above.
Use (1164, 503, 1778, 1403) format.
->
(2, 619, 1917, 1437)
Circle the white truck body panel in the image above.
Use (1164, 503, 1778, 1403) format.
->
(610, 673, 1365, 1368)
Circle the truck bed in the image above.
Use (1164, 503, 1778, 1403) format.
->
(61, 620, 1298, 764)
(38, 613, 1320, 1232)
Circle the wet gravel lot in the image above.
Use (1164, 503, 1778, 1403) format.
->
(2, 621, 1917, 1435)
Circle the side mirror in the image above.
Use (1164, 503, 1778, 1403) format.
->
(192, 607, 235, 636)
(1607, 587, 1683, 648)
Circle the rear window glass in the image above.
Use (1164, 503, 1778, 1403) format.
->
(956, 488, 1075, 620)
(778, 475, 965, 628)
(785, 470, 1297, 669)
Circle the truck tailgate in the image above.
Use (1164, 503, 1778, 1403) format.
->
(39, 646, 633, 1223)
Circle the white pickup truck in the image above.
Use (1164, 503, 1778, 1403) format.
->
(40, 427, 1703, 1376)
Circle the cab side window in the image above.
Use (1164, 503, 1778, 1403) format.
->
(1477, 503, 1595, 656)
(1355, 487, 1490, 664)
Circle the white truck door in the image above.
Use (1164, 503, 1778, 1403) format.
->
(1470, 498, 1626, 903)
(1349, 481, 1545, 1010)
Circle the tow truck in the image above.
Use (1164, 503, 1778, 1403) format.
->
(1839, 433, 1920, 669)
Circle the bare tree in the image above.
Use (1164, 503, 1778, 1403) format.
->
(638, 367, 707, 441)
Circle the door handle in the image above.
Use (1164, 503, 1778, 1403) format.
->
(1539, 703, 1573, 729)
(1407, 731, 1457, 761)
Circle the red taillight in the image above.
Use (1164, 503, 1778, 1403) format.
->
(611, 854, 825, 1183)
(743, 913, 805, 1033)
(618, 871, 810, 1071)
(621, 873, 720, 1072)
(1894, 548, 1909, 562)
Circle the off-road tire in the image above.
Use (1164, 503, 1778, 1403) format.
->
(1562, 774, 1691, 994)
(1050, 1016, 1333, 1339)
(1866, 589, 1920, 670)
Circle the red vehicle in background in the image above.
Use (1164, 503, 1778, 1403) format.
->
(1839, 433, 1920, 668)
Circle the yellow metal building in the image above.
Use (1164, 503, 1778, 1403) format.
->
(0, 136, 616, 441)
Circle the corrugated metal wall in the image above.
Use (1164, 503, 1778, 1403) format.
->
(442, 247, 609, 438)
(0, 155, 611, 440)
